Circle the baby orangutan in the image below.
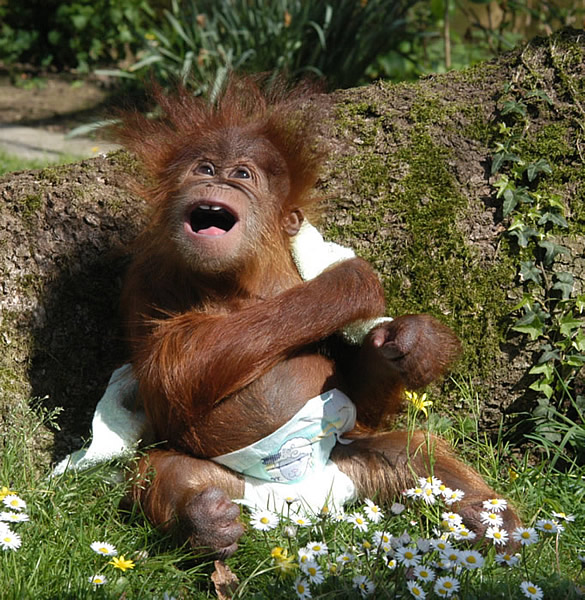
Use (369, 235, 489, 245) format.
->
(113, 77, 519, 558)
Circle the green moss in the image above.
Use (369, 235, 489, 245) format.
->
(334, 103, 381, 147)
(22, 193, 43, 217)
(326, 121, 516, 382)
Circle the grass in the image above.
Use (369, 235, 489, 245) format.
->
(0, 149, 81, 176)
(1, 384, 583, 599)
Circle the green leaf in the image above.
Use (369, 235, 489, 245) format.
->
(526, 89, 553, 104)
(526, 158, 552, 182)
(538, 240, 569, 266)
(559, 315, 582, 337)
(538, 212, 568, 228)
(502, 188, 517, 216)
(512, 318, 544, 340)
(529, 363, 554, 378)
(509, 226, 539, 248)
(501, 100, 527, 117)
(565, 354, 585, 367)
(529, 380, 554, 399)
(519, 261, 541, 284)
(552, 272, 574, 300)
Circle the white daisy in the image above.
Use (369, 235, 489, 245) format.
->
(440, 548, 460, 564)
(363, 498, 383, 523)
(301, 560, 324, 584)
(293, 576, 311, 599)
(298, 547, 313, 563)
(431, 538, 452, 553)
(512, 527, 539, 546)
(441, 512, 463, 528)
(385, 556, 398, 570)
(407, 580, 426, 598)
(346, 512, 369, 532)
(520, 581, 544, 599)
(413, 564, 435, 582)
(2, 495, 26, 512)
(250, 509, 278, 531)
(89, 574, 107, 586)
(419, 476, 444, 493)
(352, 574, 375, 597)
(372, 530, 392, 552)
(480, 511, 503, 526)
(443, 489, 465, 505)
(482, 498, 507, 513)
(485, 526, 509, 545)
(452, 525, 476, 542)
(90, 541, 118, 556)
(458, 550, 484, 569)
(551, 511, 575, 522)
(290, 513, 313, 528)
(434, 575, 460, 597)
(495, 552, 521, 567)
(0, 529, 21, 551)
(404, 486, 424, 500)
(336, 551, 355, 565)
(395, 545, 420, 567)
(535, 519, 561, 534)
(0, 511, 29, 523)
(305, 541, 328, 556)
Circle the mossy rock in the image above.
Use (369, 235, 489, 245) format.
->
(1, 30, 584, 470)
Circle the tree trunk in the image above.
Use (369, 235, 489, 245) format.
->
(1, 29, 583, 467)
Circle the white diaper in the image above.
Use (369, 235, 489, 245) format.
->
(212, 389, 357, 511)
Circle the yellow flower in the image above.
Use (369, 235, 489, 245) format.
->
(271, 547, 297, 577)
(405, 391, 433, 418)
(109, 555, 135, 572)
(0, 487, 16, 501)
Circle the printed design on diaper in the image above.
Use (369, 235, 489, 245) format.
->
(261, 437, 313, 482)
(211, 389, 356, 484)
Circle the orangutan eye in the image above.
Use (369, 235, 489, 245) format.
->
(231, 167, 251, 179)
(195, 162, 215, 176)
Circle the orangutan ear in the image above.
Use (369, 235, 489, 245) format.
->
(283, 209, 304, 236)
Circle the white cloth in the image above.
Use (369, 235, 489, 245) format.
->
(52, 365, 148, 475)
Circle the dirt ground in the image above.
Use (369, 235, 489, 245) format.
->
(0, 70, 118, 131)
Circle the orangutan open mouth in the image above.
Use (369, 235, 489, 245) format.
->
(189, 203, 238, 236)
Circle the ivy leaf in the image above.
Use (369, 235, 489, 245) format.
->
(538, 212, 568, 228)
(509, 226, 540, 248)
(526, 89, 553, 104)
(529, 363, 554, 378)
(559, 314, 582, 337)
(501, 100, 527, 117)
(502, 188, 517, 216)
(512, 313, 545, 340)
(538, 240, 569, 266)
(552, 272, 574, 300)
(525, 158, 552, 182)
(538, 347, 561, 363)
(529, 379, 554, 399)
(565, 354, 585, 367)
(573, 329, 585, 352)
(491, 151, 521, 174)
(519, 261, 542, 284)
